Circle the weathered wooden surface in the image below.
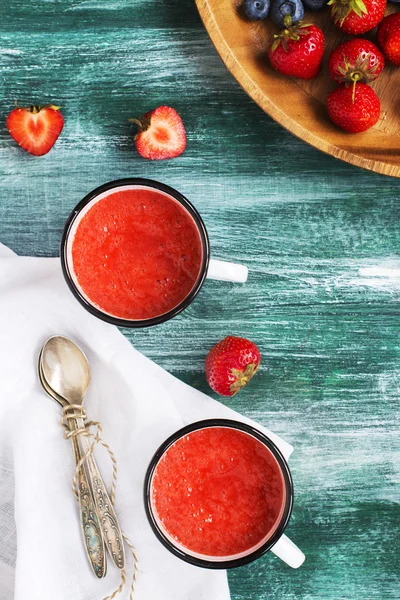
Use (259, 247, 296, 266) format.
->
(0, 1, 399, 599)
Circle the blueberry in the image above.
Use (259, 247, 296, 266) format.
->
(388, 0, 400, 3)
(270, 0, 304, 27)
(303, 0, 328, 9)
(242, 0, 270, 20)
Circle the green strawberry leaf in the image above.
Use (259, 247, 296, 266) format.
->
(354, 0, 368, 14)
(271, 37, 281, 52)
(352, 4, 363, 16)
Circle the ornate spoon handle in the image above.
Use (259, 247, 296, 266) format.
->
(77, 416, 125, 570)
(70, 434, 107, 578)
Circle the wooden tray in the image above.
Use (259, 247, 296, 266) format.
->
(195, 0, 400, 177)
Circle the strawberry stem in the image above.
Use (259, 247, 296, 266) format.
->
(128, 115, 152, 137)
(128, 118, 143, 128)
(350, 73, 362, 103)
(328, 0, 368, 26)
(271, 19, 313, 53)
(283, 14, 292, 28)
(13, 103, 61, 113)
(229, 363, 259, 395)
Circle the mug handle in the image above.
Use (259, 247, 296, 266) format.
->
(270, 534, 305, 569)
(206, 258, 248, 283)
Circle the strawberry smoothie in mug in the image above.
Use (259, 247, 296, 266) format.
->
(61, 179, 248, 327)
(145, 419, 305, 569)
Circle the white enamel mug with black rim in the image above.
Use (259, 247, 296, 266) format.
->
(144, 419, 305, 569)
(61, 178, 248, 327)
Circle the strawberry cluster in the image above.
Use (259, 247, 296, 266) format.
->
(325, 12, 400, 132)
(327, 38, 384, 132)
(242, 0, 400, 133)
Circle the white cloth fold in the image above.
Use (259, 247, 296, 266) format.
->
(0, 243, 293, 600)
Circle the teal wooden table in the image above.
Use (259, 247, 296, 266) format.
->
(1, 1, 399, 598)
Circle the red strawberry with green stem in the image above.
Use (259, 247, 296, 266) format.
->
(328, 0, 387, 35)
(205, 336, 261, 397)
(6, 104, 64, 156)
(268, 16, 325, 79)
(327, 82, 380, 133)
(129, 105, 186, 160)
(377, 13, 400, 66)
(328, 39, 384, 85)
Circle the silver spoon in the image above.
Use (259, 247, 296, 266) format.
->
(41, 336, 125, 570)
(38, 351, 106, 578)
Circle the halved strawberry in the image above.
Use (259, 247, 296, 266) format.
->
(6, 105, 64, 156)
(130, 106, 186, 160)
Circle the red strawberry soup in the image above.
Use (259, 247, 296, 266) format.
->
(68, 186, 204, 321)
(150, 427, 287, 558)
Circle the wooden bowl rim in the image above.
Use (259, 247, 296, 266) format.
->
(195, 0, 400, 179)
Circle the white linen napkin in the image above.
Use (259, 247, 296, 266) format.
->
(0, 242, 293, 600)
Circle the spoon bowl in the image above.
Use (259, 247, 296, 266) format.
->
(38, 351, 66, 408)
(41, 336, 90, 405)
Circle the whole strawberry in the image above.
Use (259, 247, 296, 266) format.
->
(377, 13, 400, 66)
(328, 39, 384, 85)
(205, 336, 261, 397)
(327, 82, 380, 133)
(6, 104, 64, 156)
(129, 105, 186, 160)
(328, 0, 387, 35)
(268, 16, 325, 79)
